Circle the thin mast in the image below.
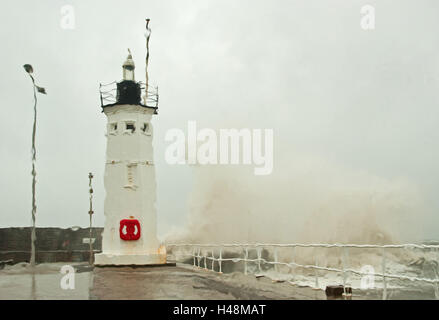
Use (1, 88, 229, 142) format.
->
(88, 172, 94, 265)
(144, 18, 151, 105)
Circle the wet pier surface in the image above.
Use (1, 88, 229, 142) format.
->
(0, 263, 92, 299)
(90, 264, 325, 300)
(0, 262, 324, 300)
(0, 262, 436, 299)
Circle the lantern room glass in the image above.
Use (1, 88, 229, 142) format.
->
(123, 67, 135, 81)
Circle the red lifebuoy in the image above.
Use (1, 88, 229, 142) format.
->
(119, 219, 141, 240)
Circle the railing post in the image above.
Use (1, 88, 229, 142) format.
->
(193, 247, 196, 267)
(99, 83, 104, 107)
(314, 255, 319, 289)
(274, 247, 279, 273)
(257, 247, 262, 273)
(290, 246, 295, 283)
(244, 247, 248, 275)
(382, 247, 387, 300)
(198, 247, 201, 268)
(435, 270, 439, 300)
(156, 86, 159, 108)
(435, 247, 439, 300)
(211, 249, 215, 272)
(219, 248, 223, 274)
(342, 247, 349, 295)
(204, 249, 207, 270)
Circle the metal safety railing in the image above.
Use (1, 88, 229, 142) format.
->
(99, 81, 159, 108)
(167, 243, 439, 300)
(139, 81, 159, 108)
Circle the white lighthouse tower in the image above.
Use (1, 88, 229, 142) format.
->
(94, 50, 166, 265)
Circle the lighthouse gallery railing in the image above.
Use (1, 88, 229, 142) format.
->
(99, 81, 158, 108)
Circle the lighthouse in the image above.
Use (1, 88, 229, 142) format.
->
(94, 50, 166, 265)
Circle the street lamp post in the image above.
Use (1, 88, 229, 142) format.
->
(23, 64, 46, 267)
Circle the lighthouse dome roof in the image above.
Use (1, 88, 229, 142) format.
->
(123, 50, 135, 70)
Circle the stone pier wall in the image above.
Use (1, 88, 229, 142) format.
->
(0, 227, 103, 264)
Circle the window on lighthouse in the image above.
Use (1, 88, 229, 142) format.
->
(109, 122, 118, 135)
(123, 68, 135, 81)
(141, 123, 150, 134)
(125, 121, 136, 134)
(125, 163, 138, 189)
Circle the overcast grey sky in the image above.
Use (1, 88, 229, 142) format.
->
(0, 0, 438, 241)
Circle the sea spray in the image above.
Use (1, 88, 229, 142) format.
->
(165, 149, 427, 285)
(166, 151, 424, 245)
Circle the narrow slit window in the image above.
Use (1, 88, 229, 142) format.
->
(141, 123, 149, 133)
(126, 122, 136, 133)
(125, 163, 138, 189)
(109, 123, 118, 134)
